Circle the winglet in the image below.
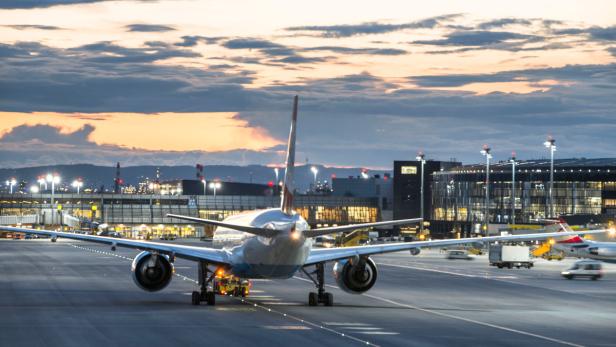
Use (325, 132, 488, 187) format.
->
(281, 95, 298, 215)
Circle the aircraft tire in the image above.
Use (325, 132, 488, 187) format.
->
(323, 292, 333, 307)
(191, 291, 201, 305)
(206, 291, 216, 305)
(308, 292, 318, 306)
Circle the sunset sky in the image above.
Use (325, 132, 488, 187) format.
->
(1, 0, 615, 168)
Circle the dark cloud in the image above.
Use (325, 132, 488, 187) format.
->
(554, 26, 616, 41)
(4, 24, 62, 30)
(410, 64, 616, 87)
(74, 41, 200, 63)
(302, 46, 406, 55)
(414, 30, 537, 46)
(175, 35, 225, 47)
(285, 14, 461, 38)
(222, 38, 326, 64)
(0, 0, 152, 9)
(125, 24, 175, 32)
(477, 18, 532, 29)
(0, 124, 94, 145)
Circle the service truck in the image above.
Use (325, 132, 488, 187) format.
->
(489, 245, 533, 269)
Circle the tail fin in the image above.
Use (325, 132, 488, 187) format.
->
(545, 217, 585, 244)
(280, 95, 298, 215)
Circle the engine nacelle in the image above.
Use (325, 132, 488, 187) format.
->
(333, 257, 378, 294)
(589, 247, 616, 257)
(131, 251, 174, 292)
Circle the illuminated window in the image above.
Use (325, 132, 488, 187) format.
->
(401, 166, 418, 175)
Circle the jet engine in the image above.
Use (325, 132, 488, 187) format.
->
(588, 247, 616, 257)
(131, 251, 174, 292)
(333, 257, 377, 294)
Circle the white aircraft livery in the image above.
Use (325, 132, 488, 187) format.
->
(0, 96, 609, 306)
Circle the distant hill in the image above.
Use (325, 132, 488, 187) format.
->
(0, 164, 392, 192)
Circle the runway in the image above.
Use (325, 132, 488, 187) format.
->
(2, 239, 616, 347)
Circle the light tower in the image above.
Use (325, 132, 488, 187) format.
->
(415, 151, 426, 233)
(480, 145, 492, 234)
(46, 173, 60, 205)
(5, 178, 16, 194)
(71, 179, 83, 194)
(509, 151, 517, 225)
(544, 136, 556, 218)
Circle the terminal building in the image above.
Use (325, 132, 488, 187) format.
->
(0, 192, 378, 239)
(429, 158, 616, 236)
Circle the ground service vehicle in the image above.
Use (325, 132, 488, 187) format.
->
(490, 245, 533, 269)
(561, 260, 603, 280)
(446, 249, 474, 260)
(214, 273, 250, 297)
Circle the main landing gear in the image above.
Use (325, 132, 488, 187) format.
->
(302, 263, 333, 307)
(192, 262, 216, 306)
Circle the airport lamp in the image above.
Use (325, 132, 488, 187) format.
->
(46, 173, 60, 205)
(274, 167, 279, 194)
(311, 166, 318, 192)
(209, 181, 221, 197)
(5, 178, 16, 194)
(510, 152, 517, 225)
(71, 179, 83, 194)
(544, 136, 556, 218)
(480, 145, 492, 234)
(30, 185, 39, 194)
(415, 152, 426, 233)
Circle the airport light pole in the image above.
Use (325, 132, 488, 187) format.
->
(201, 178, 207, 196)
(30, 185, 39, 194)
(209, 182, 221, 197)
(510, 152, 517, 225)
(480, 145, 492, 235)
(46, 173, 60, 205)
(71, 179, 83, 194)
(415, 152, 426, 234)
(311, 166, 318, 189)
(544, 136, 556, 218)
(274, 167, 279, 194)
(37, 176, 46, 191)
(5, 178, 16, 194)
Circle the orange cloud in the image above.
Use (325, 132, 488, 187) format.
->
(0, 112, 282, 152)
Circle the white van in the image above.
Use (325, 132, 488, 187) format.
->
(446, 249, 473, 260)
(561, 260, 603, 280)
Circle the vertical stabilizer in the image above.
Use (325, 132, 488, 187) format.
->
(281, 96, 298, 215)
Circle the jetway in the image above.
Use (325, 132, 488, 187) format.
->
(0, 210, 80, 228)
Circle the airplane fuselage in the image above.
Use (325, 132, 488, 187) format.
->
(555, 240, 616, 264)
(213, 208, 312, 279)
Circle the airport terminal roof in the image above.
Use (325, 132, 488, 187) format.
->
(444, 158, 616, 173)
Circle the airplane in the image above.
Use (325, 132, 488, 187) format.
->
(547, 219, 616, 263)
(0, 96, 610, 307)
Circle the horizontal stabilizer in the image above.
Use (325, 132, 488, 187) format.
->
(166, 214, 278, 238)
(304, 218, 423, 238)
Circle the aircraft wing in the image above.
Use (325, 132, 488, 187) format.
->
(0, 226, 230, 265)
(304, 229, 609, 265)
(304, 218, 423, 238)
(166, 214, 278, 238)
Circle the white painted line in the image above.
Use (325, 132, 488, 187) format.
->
(378, 262, 518, 280)
(357, 332, 399, 336)
(293, 276, 582, 347)
(324, 322, 372, 326)
(343, 327, 383, 331)
(362, 293, 584, 347)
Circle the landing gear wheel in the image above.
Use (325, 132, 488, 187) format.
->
(206, 291, 216, 305)
(191, 291, 201, 306)
(497, 264, 503, 269)
(308, 292, 318, 306)
(323, 292, 334, 307)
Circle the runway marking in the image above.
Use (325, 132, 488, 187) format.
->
(377, 262, 518, 279)
(324, 322, 371, 326)
(293, 276, 583, 347)
(262, 325, 311, 330)
(357, 332, 399, 336)
(67, 245, 380, 346)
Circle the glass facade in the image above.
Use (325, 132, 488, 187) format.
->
(0, 193, 379, 238)
(431, 159, 616, 231)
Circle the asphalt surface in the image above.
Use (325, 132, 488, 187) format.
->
(2, 239, 616, 347)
